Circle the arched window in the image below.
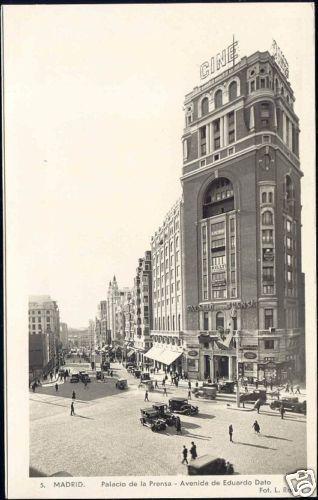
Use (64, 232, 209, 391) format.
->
(229, 81, 238, 101)
(262, 192, 267, 203)
(262, 210, 273, 225)
(214, 89, 223, 109)
(275, 79, 279, 94)
(268, 192, 273, 204)
(178, 314, 181, 331)
(201, 97, 209, 116)
(203, 177, 234, 218)
(216, 312, 224, 329)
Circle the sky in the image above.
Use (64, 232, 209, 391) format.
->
(4, 3, 315, 328)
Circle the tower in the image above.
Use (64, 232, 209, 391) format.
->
(181, 49, 304, 382)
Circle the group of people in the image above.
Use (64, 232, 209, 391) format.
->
(181, 442, 197, 464)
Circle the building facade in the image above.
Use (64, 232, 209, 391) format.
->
(59, 322, 68, 348)
(28, 295, 60, 373)
(132, 251, 153, 364)
(180, 50, 304, 382)
(145, 201, 185, 372)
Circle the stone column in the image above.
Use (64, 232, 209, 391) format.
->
(273, 104, 278, 131)
(220, 116, 224, 148)
(210, 121, 214, 153)
(206, 124, 210, 153)
(249, 105, 255, 132)
(282, 111, 287, 143)
(223, 113, 229, 147)
(288, 120, 293, 150)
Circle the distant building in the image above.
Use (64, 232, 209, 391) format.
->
(60, 322, 68, 348)
(28, 295, 60, 374)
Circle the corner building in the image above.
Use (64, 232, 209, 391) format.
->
(181, 50, 305, 382)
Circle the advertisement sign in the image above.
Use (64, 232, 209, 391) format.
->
(244, 351, 257, 360)
(187, 350, 199, 357)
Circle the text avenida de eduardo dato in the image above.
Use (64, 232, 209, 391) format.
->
(99, 479, 272, 488)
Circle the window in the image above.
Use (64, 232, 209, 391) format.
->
(230, 253, 235, 268)
(214, 137, 220, 150)
(286, 220, 292, 233)
(230, 236, 235, 248)
(203, 312, 209, 331)
(230, 218, 235, 232)
(262, 192, 267, 203)
(264, 309, 274, 329)
(170, 284, 174, 294)
(211, 222, 225, 234)
(287, 271, 292, 283)
(177, 281, 180, 291)
(231, 270, 236, 283)
(262, 211, 273, 225)
(262, 229, 273, 243)
(260, 102, 270, 118)
(32, 317, 35, 323)
(231, 288, 236, 297)
(264, 339, 274, 349)
(211, 238, 225, 249)
(263, 285, 274, 294)
(211, 272, 226, 282)
(228, 111, 235, 126)
(286, 237, 292, 250)
(214, 89, 223, 108)
(263, 135, 270, 144)
(229, 81, 238, 101)
(250, 80, 255, 92)
(212, 289, 226, 299)
(260, 78, 266, 89)
(216, 311, 224, 329)
(263, 267, 274, 280)
(213, 119, 220, 132)
(228, 147, 234, 155)
(214, 153, 220, 161)
(229, 130, 235, 143)
(287, 254, 292, 266)
(201, 97, 209, 116)
(211, 255, 225, 267)
(268, 192, 273, 204)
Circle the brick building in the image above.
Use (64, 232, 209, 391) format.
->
(180, 49, 305, 382)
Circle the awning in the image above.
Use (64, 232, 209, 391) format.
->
(144, 346, 182, 366)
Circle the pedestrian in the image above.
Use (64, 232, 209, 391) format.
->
(290, 384, 294, 394)
(245, 384, 248, 393)
(50, 372, 53, 381)
(162, 378, 165, 387)
(144, 390, 149, 402)
(110, 371, 113, 377)
(188, 381, 192, 389)
(165, 374, 168, 381)
(154, 380, 159, 389)
(252, 420, 260, 434)
(72, 391, 76, 400)
(163, 387, 168, 396)
(32, 382, 36, 393)
(254, 399, 261, 414)
(264, 379, 268, 389)
(229, 424, 233, 442)
(280, 404, 285, 419)
(295, 385, 301, 394)
(55, 383, 58, 392)
(176, 418, 182, 434)
(175, 379, 179, 388)
(195, 381, 199, 388)
(188, 389, 192, 399)
(190, 442, 197, 460)
(285, 383, 289, 393)
(270, 381, 273, 391)
(255, 379, 259, 389)
(84, 380, 88, 389)
(181, 446, 188, 465)
(70, 402, 75, 416)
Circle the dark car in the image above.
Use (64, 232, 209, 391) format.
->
(70, 373, 79, 383)
(239, 389, 267, 404)
(79, 372, 91, 383)
(270, 398, 306, 415)
(188, 455, 234, 476)
(140, 372, 151, 382)
(169, 397, 199, 416)
(134, 370, 141, 378)
(151, 403, 177, 426)
(101, 361, 110, 371)
(218, 381, 235, 393)
(140, 408, 167, 432)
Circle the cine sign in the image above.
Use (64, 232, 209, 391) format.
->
(271, 40, 289, 79)
(200, 37, 239, 80)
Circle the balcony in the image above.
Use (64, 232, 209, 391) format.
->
(211, 279, 227, 287)
(150, 330, 181, 339)
(211, 264, 226, 272)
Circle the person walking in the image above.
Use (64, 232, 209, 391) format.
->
(255, 379, 259, 389)
(72, 390, 76, 400)
(295, 385, 301, 394)
(84, 380, 88, 389)
(70, 402, 75, 416)
(188, 381, 192, 390)
(154, 380, 159, 389)
(190, 442, 197, 460)
(280, 404, 285, 419)
(144, 390, 149, 402)
(285, 383, 289, 393)
(290, 384, 294, 394)
(55, 383, 59, 392)
(163, 387, 168, 397)
(188, 389, 192, 399)
(181, 446, 188, 465)
(229, 424, 233, 442)
(162, 378, 165, 387)
(254, 399, 261, 414)
(50, 372, 53, 382)
(252, 420, 260, 434)
(264, 379, 268, 389)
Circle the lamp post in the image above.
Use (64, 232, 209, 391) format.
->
(235, 330, 241, 408)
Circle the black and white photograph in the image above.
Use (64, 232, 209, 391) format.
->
(3, 3, 316, 499)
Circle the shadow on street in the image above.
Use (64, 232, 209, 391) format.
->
(235, 441, 277, 450)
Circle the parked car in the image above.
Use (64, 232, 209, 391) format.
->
(140, 372, 151, 382)
(239, 389, 267, 404)
(270, 398, 306, 415)
(70, 373, 79, 383)
(140, 408, 167, 432)
(101, 361, 110, 371)
(192, 386, 217, 400)
(151, 403, 177, 426)
(134, 369, 141, 378)
(116, 378, 128, 390)
(188, 455, 234, 476)
(79, 372, 91, 383)
(168, 397, 199, 415)
(96, 370, 103, 380)
(139, 379, 155, 391)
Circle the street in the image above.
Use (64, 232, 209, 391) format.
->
(29, 362, 307, 478)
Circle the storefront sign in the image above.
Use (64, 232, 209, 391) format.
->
(244, 351, 257, 360)
(187, 350, 199, 357)
(239, 345, 258, 350)
(200, 36, 239, 80)
(187, 299, 257, 312)
(270, 40, 289, 79)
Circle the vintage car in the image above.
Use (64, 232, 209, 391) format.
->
(140, 372, 151, 382)
(116, 378, 128, 390)
(192, 386, 217, 400)
(101, 361, 110, 371)
(70, 373, 79, 383)
(188, 455, 234, 476)
(140, 408, 167, 432)
(151, 403, 177, 426)
(168, 397, 199, 415)
(79, 372, 91, 383)
(139, 379, 155, 391)
(134, 369, 142, 378)
(270, 398, 306, 415)
(239, 389, 267, 405)
(96, 370, 102, 380)
(218, 381, 235, 393)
